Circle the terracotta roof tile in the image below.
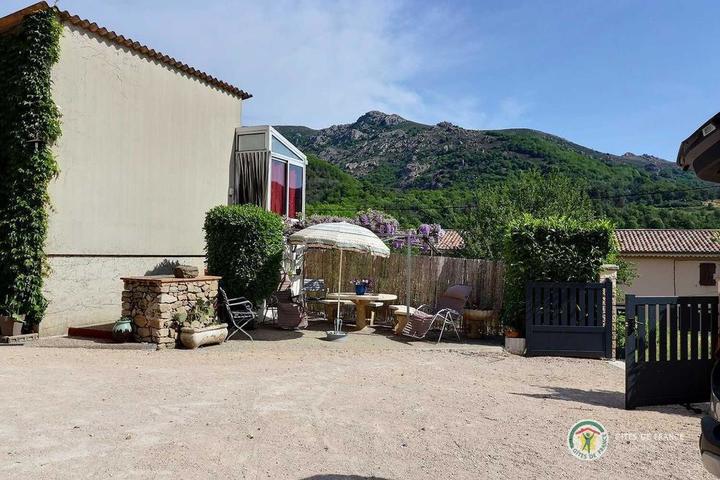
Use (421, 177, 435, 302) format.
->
(437, 229, 465, 251)
(615, 229, 720, 256)
(0, 2, 251, 100)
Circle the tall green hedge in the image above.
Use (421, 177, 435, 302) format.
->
(0, 10, 62, 329)
(502, 215, 614, 334)
(204, 205, 284, 305)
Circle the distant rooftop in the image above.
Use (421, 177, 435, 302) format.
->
(615, 229, 720, 257)
(0, 2, 251, 100)
(437, 230, 464, 251)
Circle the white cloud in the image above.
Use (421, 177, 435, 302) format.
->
(3, 0, 527, 129)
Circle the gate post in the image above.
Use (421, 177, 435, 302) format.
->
(599, 264, 619, 357)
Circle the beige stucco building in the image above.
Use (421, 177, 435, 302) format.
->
(1, 3, 307, 335)
(616, 229, 720, 298)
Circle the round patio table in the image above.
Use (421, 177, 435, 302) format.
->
(326, 292, 398, 329)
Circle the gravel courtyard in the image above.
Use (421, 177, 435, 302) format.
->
(0, 327, 711, 479)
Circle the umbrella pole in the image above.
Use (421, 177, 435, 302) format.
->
(337, 249, 343, 332)
(406, 231, 411, 318)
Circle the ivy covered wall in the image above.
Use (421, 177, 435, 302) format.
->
(0, 10, 62, 329)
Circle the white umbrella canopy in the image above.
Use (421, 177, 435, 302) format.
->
(288, 222, 390, 334)
(288, 222, 390, 257)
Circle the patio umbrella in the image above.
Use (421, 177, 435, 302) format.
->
(288, 222, 390, 333)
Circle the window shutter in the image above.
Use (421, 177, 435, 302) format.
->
(699, 263, 716, 286)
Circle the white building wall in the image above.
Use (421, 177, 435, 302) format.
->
(620, 256, 720, 298)
(41, 23, 244, 336)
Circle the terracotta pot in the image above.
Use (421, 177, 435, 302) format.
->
(180, 323, 228, 349)
(504, 327, 521, 338)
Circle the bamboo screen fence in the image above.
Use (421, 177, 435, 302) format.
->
(303, 250, 504, 311)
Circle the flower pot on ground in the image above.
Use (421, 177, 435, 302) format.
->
(504, 336, 526, 355)
(503, 326, 525, 355)
(0, 298, 26, 336)
(112, 317, 134, 343)
(0, 314, 25, 337)
(180, 323, 228, 349)
(176, 299, 227, 349)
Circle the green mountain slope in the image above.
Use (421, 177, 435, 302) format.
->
(278, 111, 720, 228)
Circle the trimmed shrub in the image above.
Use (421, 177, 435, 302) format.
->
(204, 205, 284, 306)
(502, 214, 614, 334)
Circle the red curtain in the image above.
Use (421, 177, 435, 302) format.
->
(288, 164, 303, 218)
(271, 160, 286, 215)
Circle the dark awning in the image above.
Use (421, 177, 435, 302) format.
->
(677, 112, 720, 182)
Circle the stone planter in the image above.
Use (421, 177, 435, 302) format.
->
(121, 275, 221, 349)
(0, 315, 24, 337)
(180, 323, 228, 349)
(504, 336, 526, 355)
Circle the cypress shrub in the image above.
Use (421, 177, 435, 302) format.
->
(204, 205, 284, 306)
(502, 214, 614, 334)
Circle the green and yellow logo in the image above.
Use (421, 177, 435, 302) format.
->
(567, 419, 608, 461)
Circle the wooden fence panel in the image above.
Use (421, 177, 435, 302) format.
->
(303, 251, 504, 311)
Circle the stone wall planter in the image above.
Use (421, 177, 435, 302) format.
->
(504, 336, 526, 355)
(180, 323, 228, 349)
(121, 275, 221, 349)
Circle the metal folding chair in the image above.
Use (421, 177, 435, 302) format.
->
(301, 278, 328, 319)
(401, 284, 472, 343)
(217, 287, 255, 342)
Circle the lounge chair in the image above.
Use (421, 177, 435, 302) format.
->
(217, 287, 255, 342)
(400, 284, 472, 343)
(276, 289, 308, 330)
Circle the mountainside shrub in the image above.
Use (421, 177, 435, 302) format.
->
(502, 215, 614, 334)
(204, 205, 284, 305)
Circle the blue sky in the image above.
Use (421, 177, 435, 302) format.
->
(3, 0, 719, 160)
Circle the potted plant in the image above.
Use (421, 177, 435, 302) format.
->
(350, 279, 372, 295)
(503, 318, 526, 355)
(0, 298, 25, 337)
(112, 316, 134, 343)
(178, 299, 228, 349)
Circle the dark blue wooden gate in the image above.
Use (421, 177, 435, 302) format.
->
(525, 280, 613, 358)
(625, 295, 718, 409)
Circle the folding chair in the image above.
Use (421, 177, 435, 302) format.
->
(217, 287, 255, 342)
(400, 285, 472, 343)
(302, 278, 328, 319)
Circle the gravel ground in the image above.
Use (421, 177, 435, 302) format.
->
(0, 326, 711, 479)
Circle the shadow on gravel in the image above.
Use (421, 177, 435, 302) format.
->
(511, 386, 625, 409)
(512, 386, 709, 416)
(302, 476, 391, 480)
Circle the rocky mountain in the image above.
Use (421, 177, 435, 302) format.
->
(276, 111, 720, 229)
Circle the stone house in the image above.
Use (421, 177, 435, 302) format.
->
(0, 3, 306, 335)
(616, 229, 720, 297)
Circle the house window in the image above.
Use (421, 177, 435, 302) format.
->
(270, 159, 286, 215)
(272, 135, 303, 161)
(237, 133, 266, 151)
(699, 263, 716, 286)
(288, 164, 303, 218)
